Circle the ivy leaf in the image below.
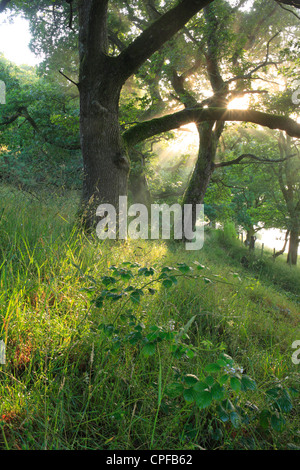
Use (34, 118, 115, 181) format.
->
(183, 387, 196, 403)
(162, 278, 173, 288)
(177, 263, 192, 273)
(211, 383, 225, 400)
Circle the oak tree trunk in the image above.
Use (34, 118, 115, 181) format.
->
(78, 1, 130, 229)
(79, 82, 130, 228)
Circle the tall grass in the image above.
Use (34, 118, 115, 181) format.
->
(0, 185, 299, 450)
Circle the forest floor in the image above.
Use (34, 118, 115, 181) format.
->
(0, 185, 299, 450)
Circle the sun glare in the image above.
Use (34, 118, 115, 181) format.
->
(227, 96, 250, 110)
(0, 14, 43, 66)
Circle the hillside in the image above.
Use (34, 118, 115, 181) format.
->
(0, 186, 299, 450)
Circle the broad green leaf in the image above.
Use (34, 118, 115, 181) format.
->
(241, 375, 257, 391)
(177, 263, 192, 273)
(193, 381, 209, 392)
(205, 375, 215, 387)
(230, 377, 242, 392)
(219, 374, 229, 385)
(183, 374, 199, 386)
(270, 413, 285, 432)
(259, 409, 271, 429)
(211, 383, 225, 400)
(195, 390, 212, 409)
(141, 342, 156, 357)
(230, 411, 241, 429)
(183, 387, 196, 403)
(217, 405, 229, 423)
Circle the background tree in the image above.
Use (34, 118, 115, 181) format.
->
(1, 0, 300, 232)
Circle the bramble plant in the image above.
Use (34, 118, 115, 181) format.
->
(75, 260, 297, 442)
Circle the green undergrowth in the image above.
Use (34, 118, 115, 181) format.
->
(0, 186, 299, 450)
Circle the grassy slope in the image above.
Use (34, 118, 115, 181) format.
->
(0, 186, 299, 450)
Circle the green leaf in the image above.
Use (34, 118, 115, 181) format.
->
(183, 387, 196, 403)
(185, 348, 195, 359)
(219, 374, 229, 385)
(220, 353, 234, 366)
(195, 390, 212, 409)
(193, 381, 209, 392)
(175, 315, 196, 342)
(141, 342, 156, 357)
(162, 278, 173, 288)
(230, 377, 242, 392)
(217, 405, 229, 423)
(177, 263, 192, 273)
(222, 399, 235, 412)
(130, 289, 144, 304)
(241, 375, 257, 391)
(216, 358, 229, 367)
(120, 271, 133, 280)
(270, 413, 285, 432)
(161, 266, 176, 273)
(230, 411, 241, 429)
(101, 276, 117, 286)
(171, 276, 178, 285)
(138, 267, 154, 277)
(193, 261, 205, 270)
(205, 375, 215, 387)
(211, 383, 225, 400)
(276, 390, 293, 413)
(266, 386, 281, 399)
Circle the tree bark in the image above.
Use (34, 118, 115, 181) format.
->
(123, 108, 300, 147)
(182, 122, 216, 229)
(128, 150, 152, 208)
(77, 1, 129, 227)
(287, 228, 299, 265)
(77, 0, 215, 228)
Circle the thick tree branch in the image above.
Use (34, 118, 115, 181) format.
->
(214, 153, 295, 168)
(115, 0, 213, 84)
(273, 229, 290, 258)
(0, 107, 81, 150)
(123, 107, 300, 148)
(277, 0, 300, 7)
(276, 1, 300, 18)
